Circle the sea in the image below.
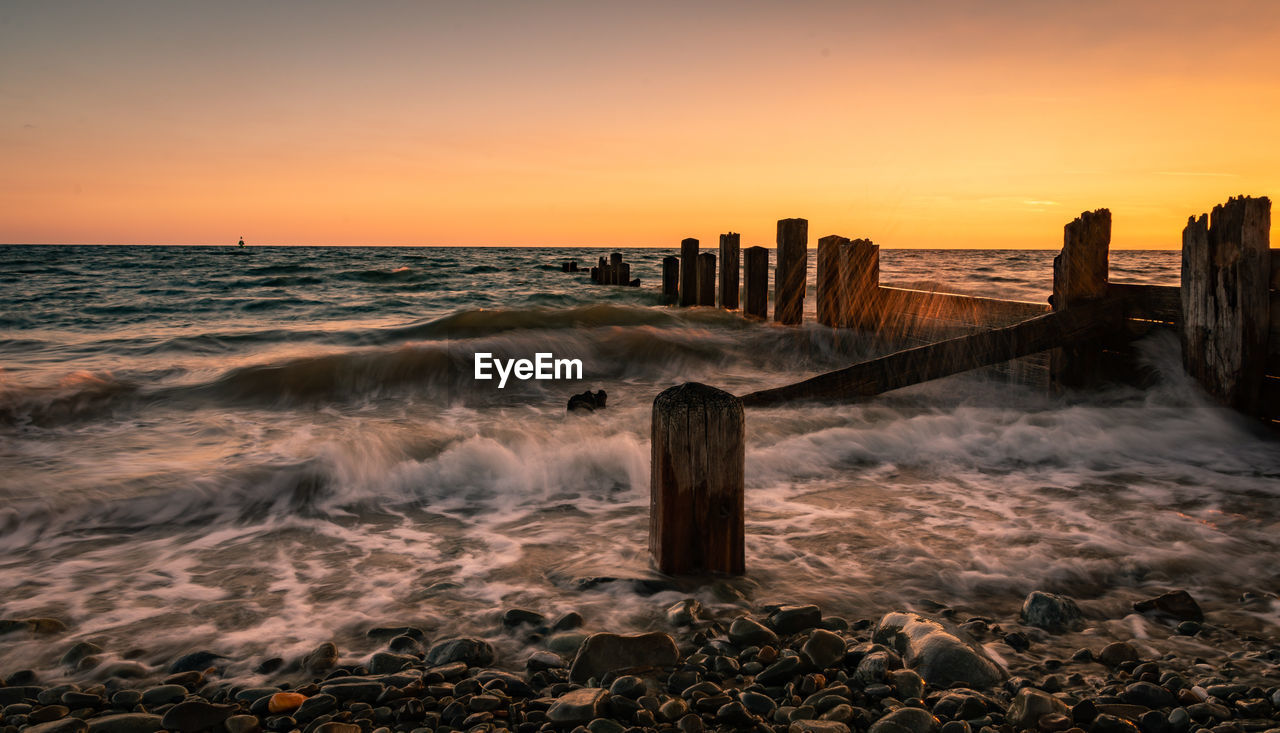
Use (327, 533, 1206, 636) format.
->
(1, 245, 1277, 679)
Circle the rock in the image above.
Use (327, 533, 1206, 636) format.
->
(552, 611, 585, 631)
(161, 700, 237, 733)
(0, 686, 35, 704)
(60, 642, 104, 668)
(939, 722, 970, 733)
(730, 617, 779, 647)
(527, 650, 567, 671)
(0, 617, 68, 635)
(169, 651, 226, 673)
(889, 669, 926, 700)
(666, 599, 704, 627)
(717, 701, 756, 727)
(30, 706, 70, 724)
(608, 675, 646, 699)
(1039, 713, 1072, 731)
(547, 688, 608, 726)
(424, 637, 494, 667)
(164, 671, 204, 690)
(85, 713, 164, 733)
(1007, 689, 1070, 729)
(758, 655, 804, 685)
(502, 608, 546, 628)
(311, 724, 360, 733)
(267, 693, 307, 714)
(97, 661, 149, 678)
(1121, 682, 1175, 709)
(874, 613, 1004, 688)
(678, 714, 704, 733)
(1132, 592, 1203, 622)
(139, 685, 187, 706)
(853, 650, 894, 686)
(771, 605, 823, 635)
(587, 718, 625, 733)
(292, 694, 337, 723)
(790, 722, 851, 733)
(111, 691, 143, 708)
(932, 692, 990, 721)
(1092, 714, 1141, 733)
(1021, 592, 1085, 632)
(803, 629, 847, 669)
(223, 715, 260, 733)
(26, 720, 89, 733)
(303, 642, 339, 673)
(740, 691, 777, 716)
(365, 625, 425, 641)
(320, 681, 384, 704)
(567, 390, 608, 413)
(548, 631, 588, 656)
(62, 691, 102, 708)
(569, 631, 679, 683)
(369, 652, 414, 674)
(869, 707, 939, 733)
(1098, 642, 1140, 667)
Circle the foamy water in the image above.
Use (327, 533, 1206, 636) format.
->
(1, 244, 1276, 680)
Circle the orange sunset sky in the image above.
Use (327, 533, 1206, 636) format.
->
(2, 1, 1278, 249)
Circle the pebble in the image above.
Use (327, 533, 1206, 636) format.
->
(1099, 642, 1140, 667)
(25, 720, 89, 733)
(30, 705, 70, 723)
(790, 722, 851, 733)
(1121, 681, 1175, 708)
(425, 637, 494, 667)
(729, 617, 779, 647)
(266, 693, 306, 714)
(546, 688, 607, 726)
(168, 651, 225, 673)
(868, 707, 938, 733)
(666, 599, 704, 627)
(302, 642, 339, 673)
(1021, 591, 1085, 632)
(62, 692, 103, 708)
(139, 685, 187, 707)
(84, 713, 164, 733)
(1008, 689, 1070, 729)
(568, 632, 678, 683)
(771, 605, 823, 635)
(502, 608, 546, 628)
(110, 691, 142, 708)
(60, 642, 104, 669)
(803, 628, 848, 669)
(1092, 714, 1141, 733)
(160, 700, 236, 733)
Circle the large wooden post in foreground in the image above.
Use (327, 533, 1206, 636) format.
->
(719, 233, 741, 309)
(774, 218, 808, 324)
(680, 238, 699, 307)
(650, 383, 745, 575)
(1181, 196, 1271, 412)
(661, 256, 680, 304)
(697, 253, 716, 306)
(1050, 209, 1110, 388)
(743, 246, 769, 320)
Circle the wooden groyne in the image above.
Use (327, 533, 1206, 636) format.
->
(650, 194, 1274, 576)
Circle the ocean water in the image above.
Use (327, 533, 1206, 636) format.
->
(1, 244, 1277, 679)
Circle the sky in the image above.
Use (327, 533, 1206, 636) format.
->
(2, 1, 1278, 248)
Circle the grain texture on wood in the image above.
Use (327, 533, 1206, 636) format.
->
(719, 232, 741, 309)
(1050, 209, 1111, 388)
(842, 239, 880, 329)
(696, 253, 716, 306)
(661, 256, 680, 305)
(649, 383, 745, 575)
(743, 246, 769, 320)
(774, 218, 808, 324)
(816, 235, 847, 327)
(680, 238, 699, 307)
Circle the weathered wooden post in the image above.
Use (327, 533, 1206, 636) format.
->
(743, 246, 769, 320)
(719, 233, 740, 309)
(697, 253, 716, 306)
(1180, 196, 1271, 412)
(774, 218, 808, 324)
(842, 238, 880, 329)
(620, 262, 631, 287)
(680, 238, 699, 307)
(609, 252, 623, 285)
(1050, 209, 1110, 388)
(662, 256, 680, 304)
(650, 383, 745, 575)
(816, 235, 848, 327)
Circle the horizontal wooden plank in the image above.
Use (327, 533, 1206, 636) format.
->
(877, 286, 1050, 327)
(742, 297, 1119, 407)
(1107, 282, 1182, 324)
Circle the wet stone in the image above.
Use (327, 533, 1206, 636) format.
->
(803, 628, 847, 669)
(546, 688, 607, 726)
(25, 720, 89, 733)
(717, 701, 756, 726)
(139, 685, 187, 706)
(60, 642, 104, 669)
(1092, 714, 1141, 733)
(1133, 591, 1204, 622)
(1122, 682, 1175, 709)
(1008, 689, 1070, 729)
(169, 651, 226, 674)
(29, 706, 70, 724)
(772, 605, 823, 635)
(758, 655, 804, 685)
(85, 713, 165, 733)
(368, 652, 414, 674)
(869, 707, 939, 733)
(61, 692, 102, 709)
(303, 642, 339, 674)
(425, 637, 494, 667)
(729, 617, 779, 647)
(160, 700, 237, 733)
(293, 694, 337, 723)
(608, 675, 646, 699)
(1020, 592, 1085, 633)
(1099, 642, 1140, 667)
(666, 599, 704, 627)
(320, 681, 385, 704)
(789, 722, 851, 733)
(740, 691, 776, 716)
(568, 632, 678, 683)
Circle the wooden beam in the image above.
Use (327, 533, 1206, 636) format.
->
(679, 238, 698, 307)
(774, 218, 808, 324)
(661, 256, 679, 305)
(696, 252, 716, 306)
(743, 246, 769, 320)
(1107, 283, 1182, 324)
(741, 298, 1121, 407)
(816, 235, 847, 327)
(719, 232, 740, 310)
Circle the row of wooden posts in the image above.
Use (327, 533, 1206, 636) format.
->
(588, 252, 639, 286)
(650, 195, 1275, 577)
(661, 220, 883, 329)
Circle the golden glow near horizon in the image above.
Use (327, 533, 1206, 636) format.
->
(2, 1, 1278, 248)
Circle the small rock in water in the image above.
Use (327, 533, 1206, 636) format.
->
(267, 692, 307, 714)
(608, 675, 646, 699)
(869, 707, 939, 733)
(502, 608, 546, 628)
(224, 715, 260, 733)
(60, 642, 104, 668)
(1098, 641, 1140, 667)
(771, 605, 823, 635)
(1020, 591, 1085, 632)
(552, 611, 585, 631)
(1121, 681, 1175, 708)
(889, 668, 926, 700)
(729, 617, 779, 647)
(803, 628, 848, 669)
(425, 637, 494, 667)
(85, 713, 164, 733)
(568, 631, 678, 683)
(665, 599, 704, 627)
(160, 700, 237, 733)
(873, 612, 1004, 688)
(1133, 591, 1204, 622)
(369, 651, 415, 674)
(1007, 688, 1070, 729)
(139, 685, 186, 706)
(547, 688, 608, 726)
(302, 642, 339, 673)
(567, 389, 608, 413)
